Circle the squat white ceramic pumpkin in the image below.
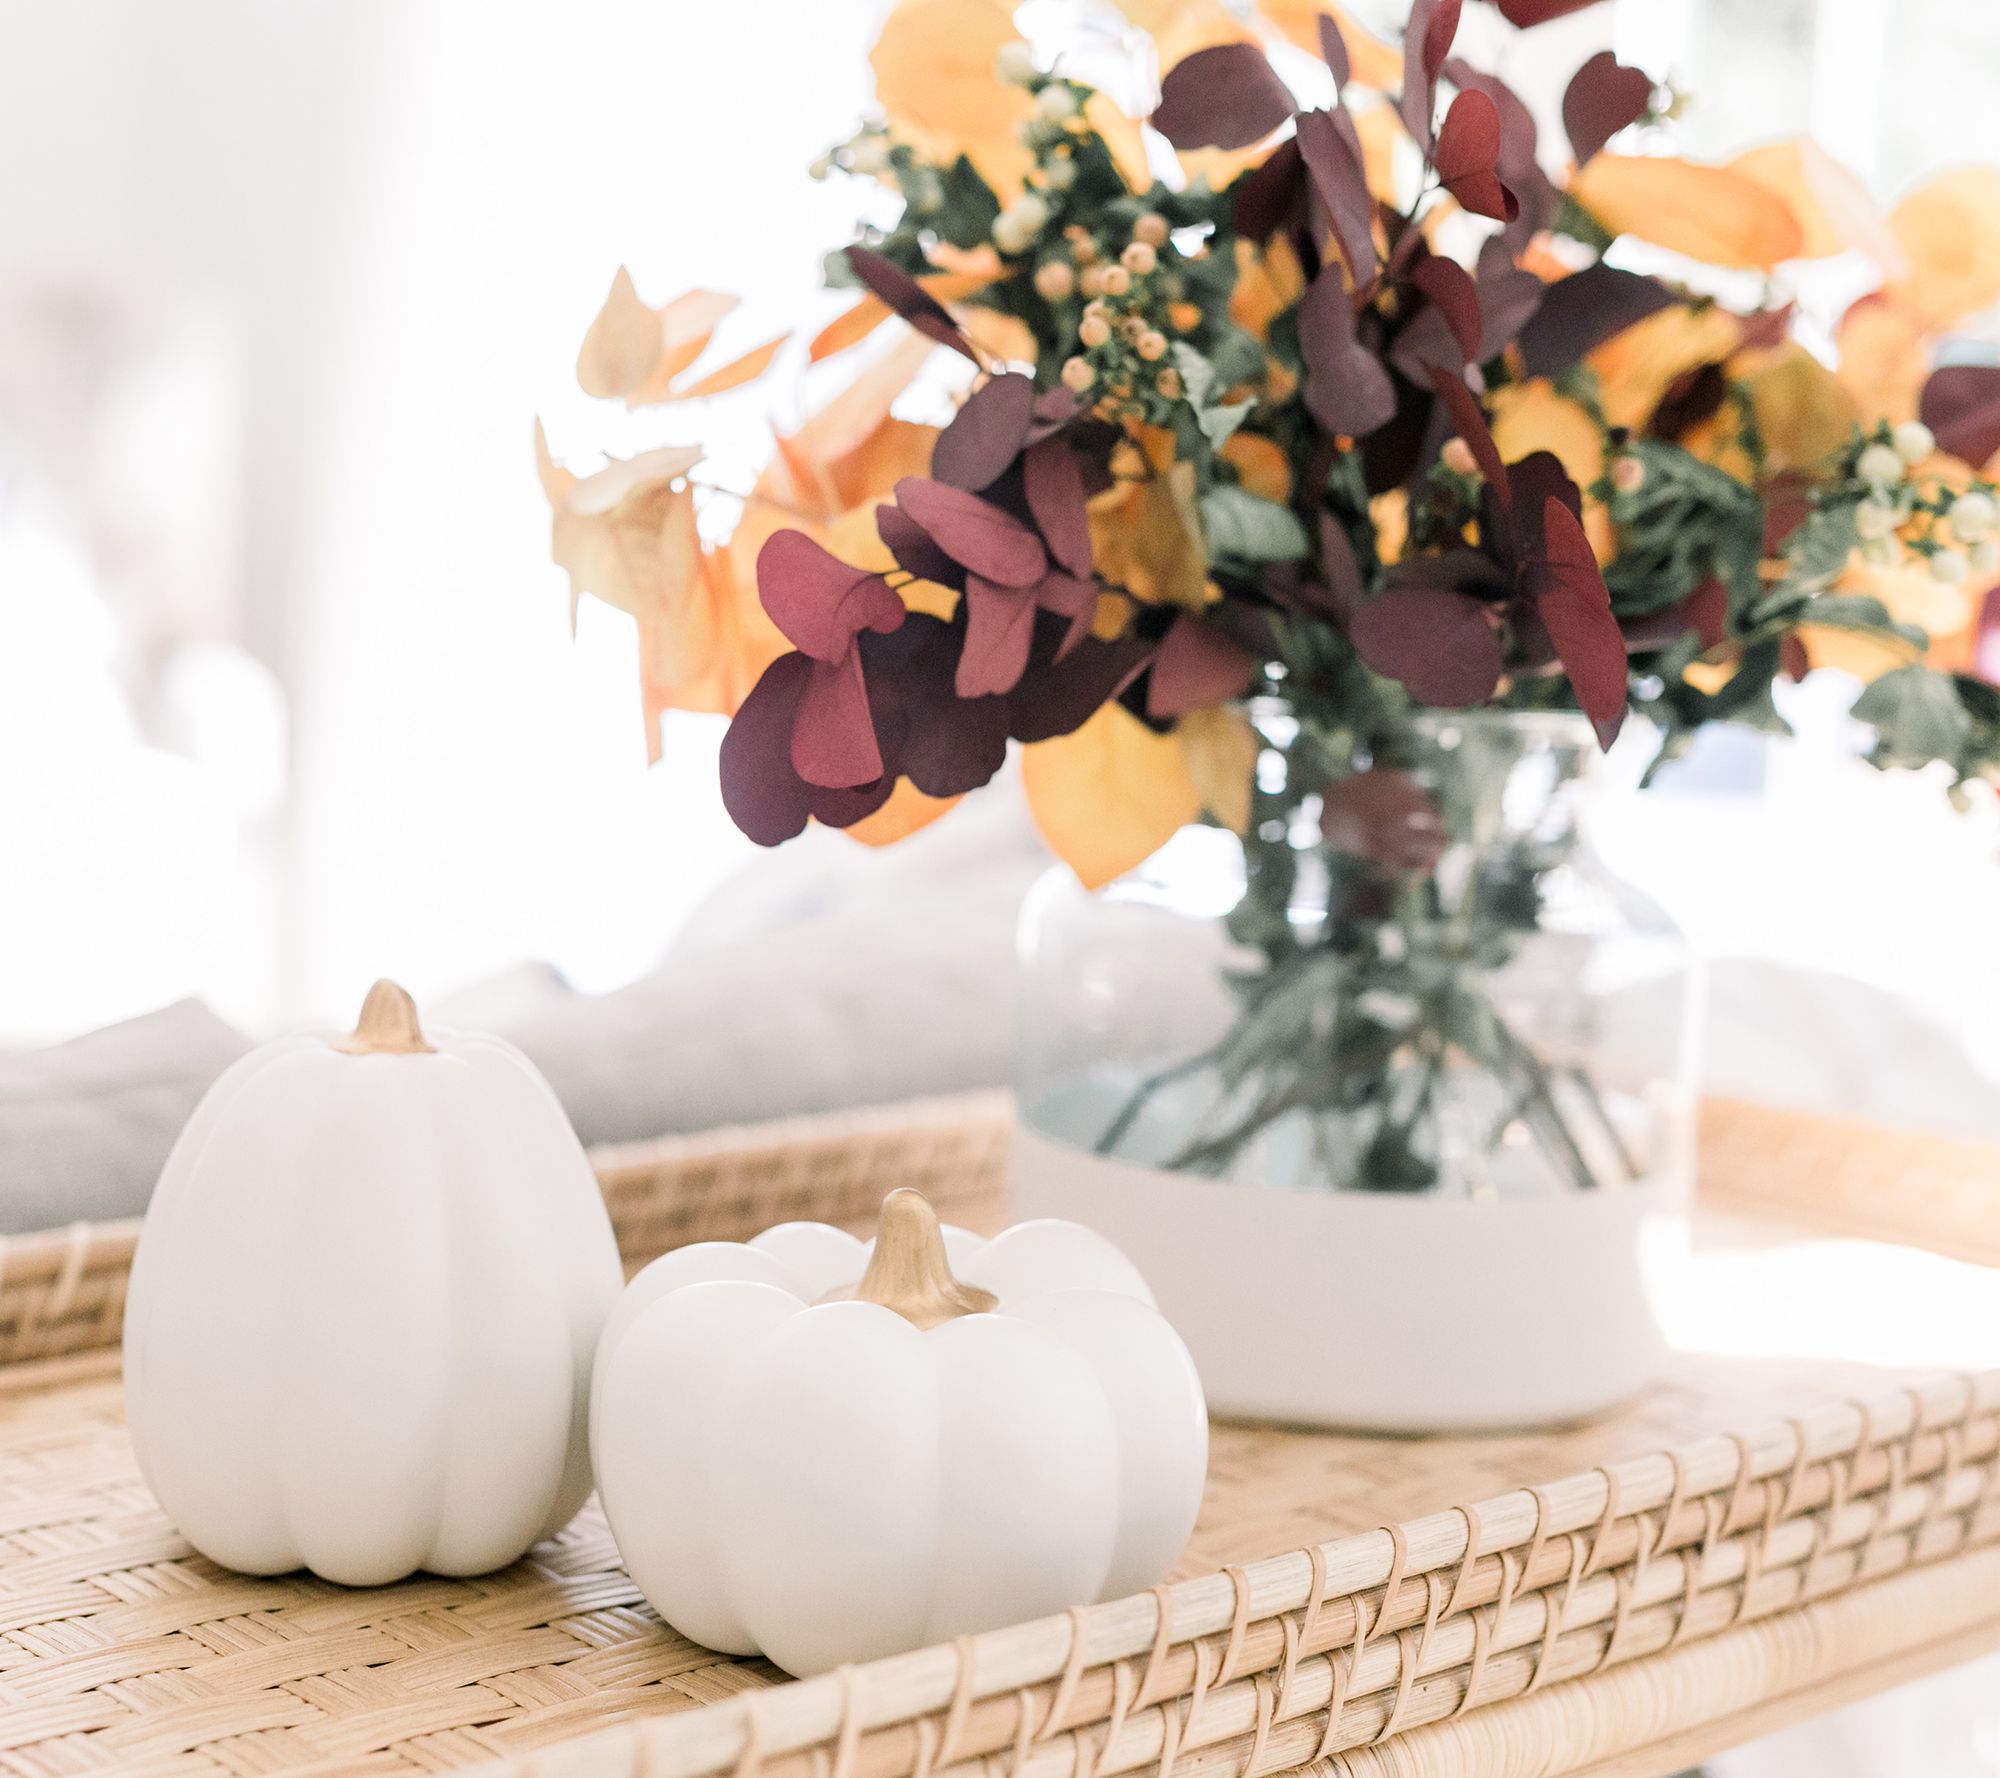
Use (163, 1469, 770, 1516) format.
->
(124, 981, 623, 1586)
(591, 1188, 1207, 1676)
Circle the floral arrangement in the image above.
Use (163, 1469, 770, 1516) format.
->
(544, 0, 2000, 1190)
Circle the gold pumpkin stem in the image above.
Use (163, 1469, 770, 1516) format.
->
(333, 979, 436, 1056)
(840, 1189, 997, 1329)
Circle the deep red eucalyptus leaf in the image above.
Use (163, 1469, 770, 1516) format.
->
(1024, 437, 1093, 578)
(1424, 0, 1463, 76)
(1562, 51, 1651, 166)
(1007, 633, 1156, 743)
(895, 477, 1047, 586)
(1035, 568, 1099, 659)
(1442, 61, 1553, 241)
(932, 373, 1036, 491)
(1296, 109, 1379, 284)
(1504, 452, 1582, 562)
(1411, 257, 1483, 364)
(1319, 511, 1364, 619)
(1300, 269, 1397, 438)
(878, 503, 963, 586)
(1024, 386, 1082, 445)
(1921, 366, 2000, 468)
(1399, 0, 1444, 145)
(844, 246, 977, 363)
(1495, 0, 1606, 24)
(1351, 584, 1504, 706)
(1650, 361, 1729, 441)
(793, 652, 884, 788)
(1529, 497, 1626, 748)
(1435, 91, 1518, 222)
(1473, 238, 1545, 359)
(1317, 12, 1350, 84)
(957, 577, 1039, 697)
(1781, 632, 1811, 683)
(758, 531, 907, 661)
(1515, 264, 1672, 378)
(1152, 42, 1296, 151)
(720, 654, 813, 845)
(1424, 364, 1514, 530)
(1233, 139, 1305, 243)
(1146, 614, 1256, 718)
(1320, 769, 1447, 871)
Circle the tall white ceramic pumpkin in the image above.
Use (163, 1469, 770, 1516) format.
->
(124, 980, 623, 1586)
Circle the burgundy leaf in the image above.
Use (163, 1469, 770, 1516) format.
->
(901, 693, 1012, 796)
(1515, 265, 1673, 378)
(1738, 303, 1793, 353)
(1233, 139, 1306, 242)
(1780, 632, 1811, 682)
(1034, 567, 1099, 659)
(1351, 584, 1504, 706)
(1295, 109, 1379, 284)
(1411, 256, 1483, 364)
(1317, 11, 1350, 84)
(1320, 769, 1447, 871)
(1424, 363, 1514, 529)
(844, 246, 977, 363)
(758, 530, 906, 661)
(1024, 386, 1082, 445)
(1146, 614, 1256, 718)
(1495, 0, 1606, 24)
(1649, 361, 1729, 441)
(1299, 269, 1397, 438)
(793, 651, 885, 788)
(1399, 0, 1443, 146)
(1921, 366, 2000, 468)
(1473, 238, 1545, 359)
(1442, 61, 1553, 242)
(1435, 91, 1518, 222)
(1319, 511, 1364, 619)
(1562, 51, 1651, 166)
(1529, 497, 1626, 748)
(1152, 42, 1296, 150)
(1503, 451, 1582, 562)
(895, 477, 1048, 586)
(1423, 0, 1463, 76)
(1024, 436, 1094, 578)
(878, 503, 963, 586)
(957, 576, 1039, 697)
(719, 654, 814, 845)
(1622, 578, 1726, 652)
(1008, 633, 1155, 742)
(932, 373, 1036, 491)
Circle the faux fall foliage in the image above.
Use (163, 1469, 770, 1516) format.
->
(544, 0, 2000, 889)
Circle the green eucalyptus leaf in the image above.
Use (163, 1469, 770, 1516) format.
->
(1201, 484, 1310, 562)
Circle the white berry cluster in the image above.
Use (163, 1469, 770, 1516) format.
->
(1851, 421, 1999, 584)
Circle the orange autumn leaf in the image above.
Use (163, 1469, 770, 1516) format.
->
(1742, 344, 1861, 475)
(1567, 155, 1805, 270)
(1091, 460, 1209, 608)
(673, 333, 791, 400)
(1220, 431, 1291, 503)
(1256, 0, 1403, 89)
(1726, 139, 1900, 267)
(1886, 167, 2000, 330)
(1230, 235, 1306, 343)
(545, 439, 704, 624)
(811, 296, 892, 361)
(1149, 0, 1255, 70)
(1084, 93, 1158, 194)
(870, 0, 1033, 196)
(843, 779, 963, 846)
(1488, 382, 1604, 494)
(577, 267, 665, 400)
(1180, 706, 1259, 834)
(1836, 295, 1931, 425)
(1023, 703, 1201, 889)
(1587, 302, 1742, 432)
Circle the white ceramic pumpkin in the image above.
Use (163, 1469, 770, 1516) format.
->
(123, 980, 623, 1586)
(590, 1188, 1207, 1676)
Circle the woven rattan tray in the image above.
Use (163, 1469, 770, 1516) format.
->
(0, 1092, 1995, 1778)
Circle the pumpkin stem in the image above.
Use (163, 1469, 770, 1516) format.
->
(334, 979, 436, 1056)
(844, 1189, 996, 1329)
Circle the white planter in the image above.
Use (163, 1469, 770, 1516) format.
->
(1014, 1121, 1686, 1433)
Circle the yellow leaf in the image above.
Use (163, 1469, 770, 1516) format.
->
(1084, 93, 1157, 194)
(669, 332, 790, 401)
(811, 296, 891, 361)
(1487, 381, 1604, 492)
(1090, 460, 1208, 608)
(843, 780, 962, 846)
(1836, 295, 1930, 425)
(1726, 139, 1899, 266)
(871, 0, 1033, 196)
(532, 418, 573, 504)
(1220, 431, 1291, 503)
(1567, 155, 1805, 270)
(1180, 707, 1259, 834)
(577, 267, 663, 400)
(961, 306, 1040, 367)
(1255, 0, 1403, 89)
(1587, 302, 1742, 432)
(1887, 167, 2000, 330)
(1151, 0, 1255, 70)
(1022, 704, 1201, 889)
(1742, 344, 1860, 476)
(1229, 235, 1305, 343)
(1371, 489, 1408, 565)
(630, 290, 743, 403)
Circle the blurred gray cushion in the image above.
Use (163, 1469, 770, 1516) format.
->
(0, 999, 251, 1232)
